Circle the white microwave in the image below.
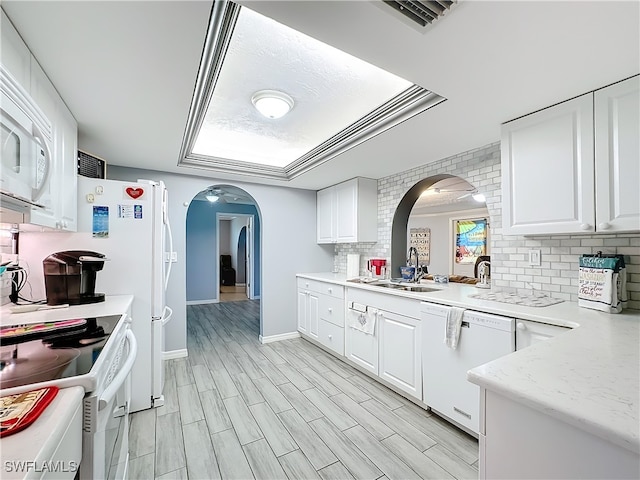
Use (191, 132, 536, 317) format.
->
(0, 64, 52, 207)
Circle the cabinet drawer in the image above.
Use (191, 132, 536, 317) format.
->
(318, 294, 345, 327)
(318, 320, 344, 356)
(297, 278, 344, 299)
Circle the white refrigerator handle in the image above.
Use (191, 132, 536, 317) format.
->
(99, 329, 137, 411)
(165, 215, 173, 291)
(162, 306, 173, 325)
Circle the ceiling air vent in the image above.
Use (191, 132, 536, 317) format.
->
(382, 0, 455, 27)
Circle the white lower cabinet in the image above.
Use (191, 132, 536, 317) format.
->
(378, 310, 421, 399)
(345, 323, 379, 375)
(318, 319, 344, 356)
(515, 319, 570, 350)
(297, 278, 344, 348)
(480, 389, 639, 479)
(344, 287, 421, 398)
(297, 289, 319, 339)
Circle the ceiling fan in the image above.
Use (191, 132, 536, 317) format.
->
(204, 188, 237, 203)
(203, 187, 254, 204)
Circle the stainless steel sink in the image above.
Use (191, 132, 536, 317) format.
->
(370, 282, 441, 293)
(400, 285, 441, 292)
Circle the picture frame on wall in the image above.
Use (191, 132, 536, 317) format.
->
(410, 227, 430, 265)
(454, 218, 487, 265)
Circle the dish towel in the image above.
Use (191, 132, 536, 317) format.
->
(348, 303, 377, 335)
(444, 307, 465, 349)
(578, 255, 625, 313)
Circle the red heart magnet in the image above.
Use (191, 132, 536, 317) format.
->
(126, 187, 144, 199)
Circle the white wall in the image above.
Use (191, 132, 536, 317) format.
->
(108, 166, 334, 348)
(219, 219, 231, 255)
(407, 213, 450, 275)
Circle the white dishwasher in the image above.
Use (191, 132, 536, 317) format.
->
(421, 302, 515, 436)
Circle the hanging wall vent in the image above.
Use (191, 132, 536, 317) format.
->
(382, 0, 456, 27)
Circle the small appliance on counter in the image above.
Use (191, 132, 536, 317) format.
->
(475, 260, 491, 289)
(346, 254, 360, 278)
(43, 251, 107, 306)
(367, 258, 387, 278)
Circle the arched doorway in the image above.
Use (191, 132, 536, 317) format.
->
(391, 175, 490, 278)
(185, 184, 262, 338)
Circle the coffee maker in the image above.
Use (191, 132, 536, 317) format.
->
(43, 251, 107, 305)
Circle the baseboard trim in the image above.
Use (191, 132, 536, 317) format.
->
(259, 331, 300, 344)
(186, 299, 218, 305)
(163, 349, 188, 360)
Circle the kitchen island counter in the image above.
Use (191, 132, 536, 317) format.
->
(297, 272, 640, 456)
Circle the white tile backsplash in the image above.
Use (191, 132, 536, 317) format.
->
(334, 142, 640, 310)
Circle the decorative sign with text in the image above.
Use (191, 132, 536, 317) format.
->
(409, 228, 430, 265)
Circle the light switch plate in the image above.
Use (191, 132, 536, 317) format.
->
(528, 249, 541, 266)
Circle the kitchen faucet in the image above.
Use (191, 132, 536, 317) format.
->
(407, 247, 423, 282)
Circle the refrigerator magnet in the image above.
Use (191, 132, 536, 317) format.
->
(117, 205, 134, 218)
(124, 186, 145, 200)
(92, 206, 109, 238)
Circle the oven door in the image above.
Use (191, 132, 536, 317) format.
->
(82, 329, 137, 480)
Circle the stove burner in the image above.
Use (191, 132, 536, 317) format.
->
(0, 315, 117, 391)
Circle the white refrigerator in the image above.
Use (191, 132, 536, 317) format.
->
(72, 175, 173, 412)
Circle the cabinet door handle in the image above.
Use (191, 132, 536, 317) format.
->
(328, 334, 332, 340)
(453, 406, 472, 419)
(517, 322, 526, 331)
(580, 223, 592, 231)
(328, 308, 333, 313)
(328, 288, 333, 294)
(598, 222, 611, 230)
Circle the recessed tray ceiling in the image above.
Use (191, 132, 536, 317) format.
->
(179, 1, 446, 181)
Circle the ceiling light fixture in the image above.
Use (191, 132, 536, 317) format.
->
(251, 90, 294, 119)
(205, 191, 219, 202)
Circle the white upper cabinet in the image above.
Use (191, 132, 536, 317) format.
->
(316, 187, 335, 243)
(0, 10, 30, 92)
(594, 76, 640, 233)
(501, 93, 595, 235)
(56, 100, 78, 232)
(317, 177, 377, 244)
(1, 10, 78, 231)
(501, 75, 640, 236)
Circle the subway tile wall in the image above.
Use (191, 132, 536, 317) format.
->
(335, 142, 640, 310)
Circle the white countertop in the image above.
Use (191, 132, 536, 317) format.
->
(1, 386, 84, 479)
(298, 272, 640, 454)
(0, 295, 134, 328)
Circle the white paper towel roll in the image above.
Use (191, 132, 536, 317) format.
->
(347, 254, 360, 278)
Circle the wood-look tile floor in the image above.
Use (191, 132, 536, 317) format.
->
(219, 286, 248, 303)
(128, 301, 479, 480)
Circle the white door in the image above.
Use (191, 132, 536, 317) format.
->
(594, 76, 640, 233)
(501, 93, 595, 235)
(378, 310, 421, 399)
(245, 216, 253, 299)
